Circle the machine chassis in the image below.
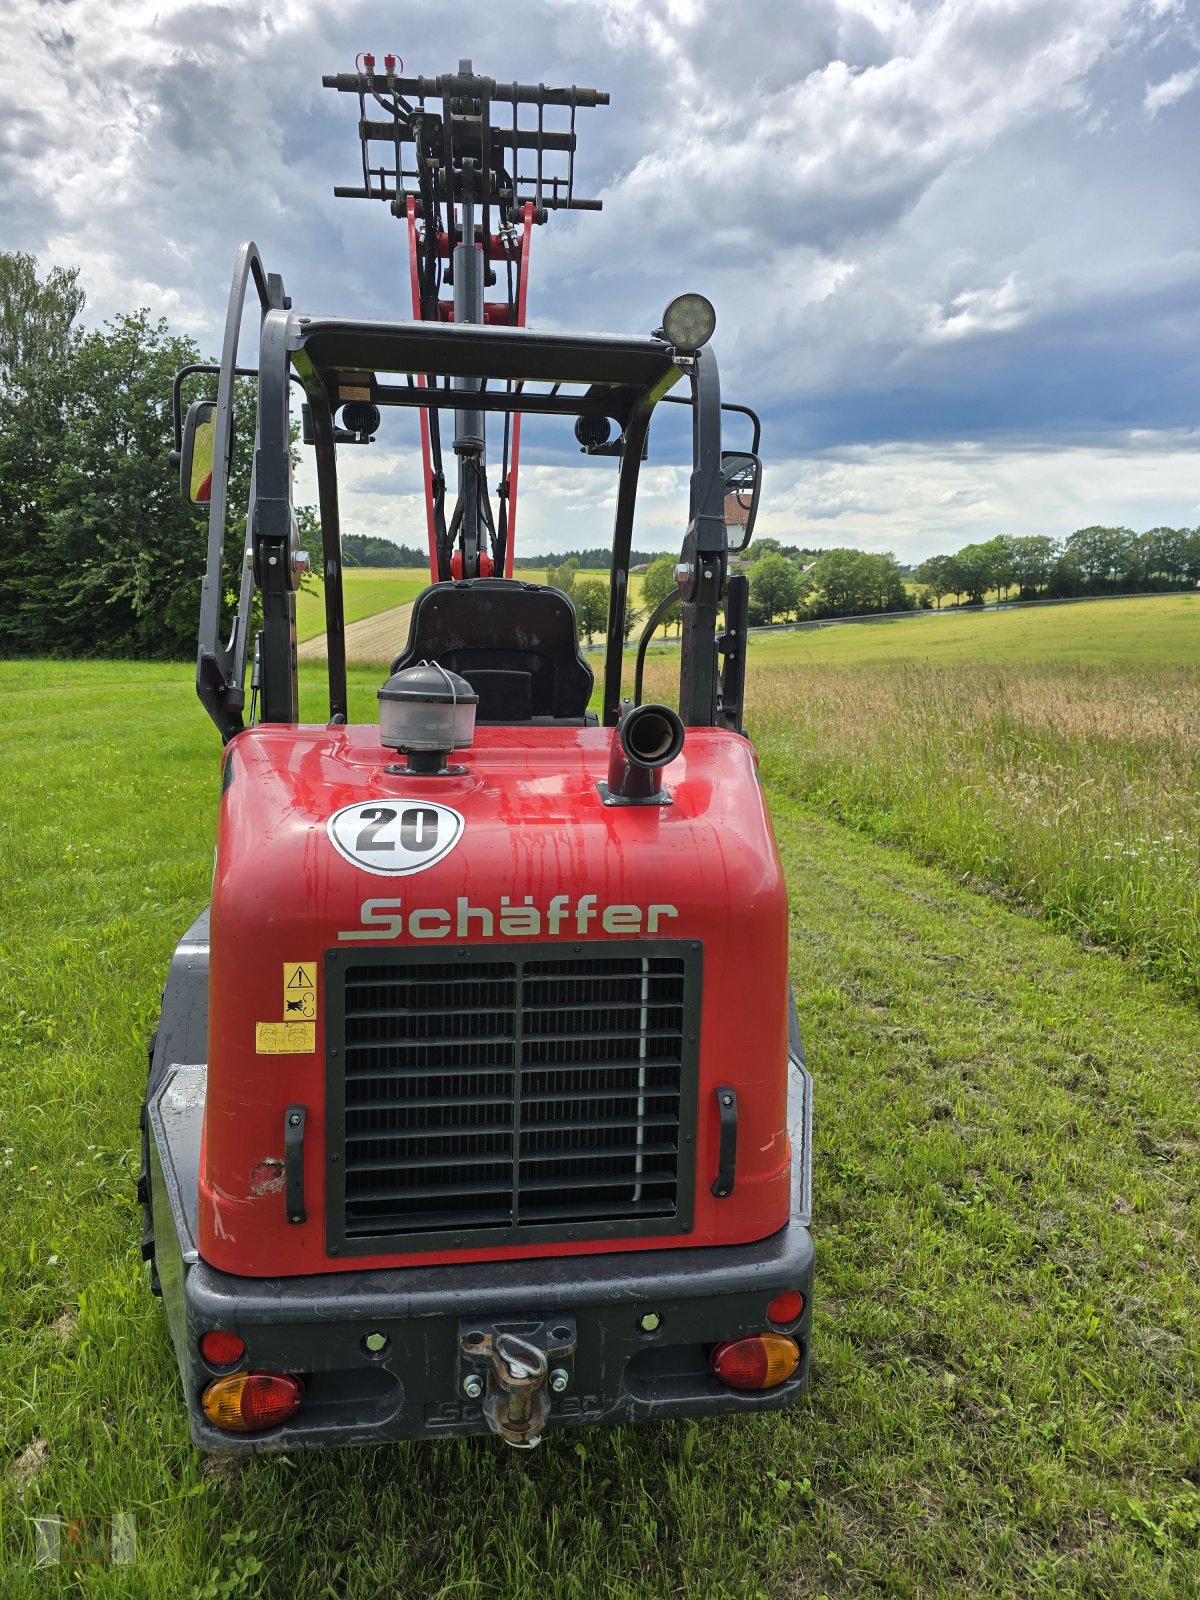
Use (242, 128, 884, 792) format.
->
(145, 914, 813, 1450)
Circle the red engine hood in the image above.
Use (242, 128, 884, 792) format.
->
(200, 722, 792, 1275)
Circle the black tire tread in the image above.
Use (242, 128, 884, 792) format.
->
(139, 1032, 162, 1297)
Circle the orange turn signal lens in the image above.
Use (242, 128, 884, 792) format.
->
(766, 1290, 804, 1328)
(199, 1330, 246, 1367)
(201, 1372, 304, 1433)
(709, 1334, 800, 1391)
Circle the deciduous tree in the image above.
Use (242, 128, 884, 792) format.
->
(573, 577, 608, 644)
(1010, 535, 1059, 596)
(548, 557, 580, 596)
(0, 253, 87, 654)
(915, 553, 953, 609)
(0, 251, 85, 391)
(1063, 526, 1134, 591)
(641, 552, 682, 636)
(944, 544, 992, 605)
(750, 552, 802, 623)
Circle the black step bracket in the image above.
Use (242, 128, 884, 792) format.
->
(711, 1085, 738, 1198)
(284, 1105, 307, 1224)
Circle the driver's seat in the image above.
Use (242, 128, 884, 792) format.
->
(391, 579, 596, 725)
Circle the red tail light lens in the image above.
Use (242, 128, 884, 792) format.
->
(201, 1373, 304, 1433)
(710, 1334, 800, 1390)
(199, 1330, 246, 1366)
(766, 1290, 805, 1328)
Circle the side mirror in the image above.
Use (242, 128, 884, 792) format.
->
(722, 451, 762, 552)
(179, 399, 217, 508)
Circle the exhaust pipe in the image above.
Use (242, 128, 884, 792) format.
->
(606, 700, 686, 803)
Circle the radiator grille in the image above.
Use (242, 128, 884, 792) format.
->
(325, 942, 700, 1253)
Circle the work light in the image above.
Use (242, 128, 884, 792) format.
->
(660, 293, 716, 352)
(574, 413, 612, 450)
(341, 400, 381, 439)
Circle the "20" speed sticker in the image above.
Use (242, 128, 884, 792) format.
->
(326, 800, 465, 876)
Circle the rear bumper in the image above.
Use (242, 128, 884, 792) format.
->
(148, 1056, 813, 1451)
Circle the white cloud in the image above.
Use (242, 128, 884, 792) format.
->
(924, 273, 1037, 341)
(1144, 63, 1200, 115)
(760, 432, 1200, 555)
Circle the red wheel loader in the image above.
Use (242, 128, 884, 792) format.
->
(142, 58, 812, 1450)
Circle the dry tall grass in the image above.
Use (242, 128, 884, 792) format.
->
(643, 658, 1200, 1000)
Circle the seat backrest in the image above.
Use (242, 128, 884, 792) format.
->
(391, 579, 595, 723)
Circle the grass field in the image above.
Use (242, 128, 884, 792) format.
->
(295, 568, 427, 642)
(749, 592, 1200, 667)
(2, 605, 1198, 1596)
(637, 596, 1200, 1002)
(297, 567, 647, 649)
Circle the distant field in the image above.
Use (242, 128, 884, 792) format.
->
(295, 569, 427, 642)
(298, 567, 645, 655)
(748, 592, 1200, 667)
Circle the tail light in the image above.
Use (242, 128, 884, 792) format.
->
(201, 1373, 304, 1433)
(199, 1330, 246, 1367)
(710, 1334, 800, 1391)
(766, 1290, 805, 1328)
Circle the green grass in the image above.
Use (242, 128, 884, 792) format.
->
(746, 592, 1200, 668)
(296, 567, 645, 646)
(638, 597, 1200, 1001)
(2, 655, 1198, 1597)
(295, 568, 427, 642)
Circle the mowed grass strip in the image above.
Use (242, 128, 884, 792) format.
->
(1, 659, 1198, 1596)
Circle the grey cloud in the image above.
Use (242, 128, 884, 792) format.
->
(2, 0, 1198, 556)
(35, 26, 76, 58)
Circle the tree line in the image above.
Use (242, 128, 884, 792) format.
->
(342, 534, 426, 567)
(339, 538, 665, 573)
(913, 529, 1200, 608)
(726, 530, 1200, 630)
(388, 530, 1200, 631)
(664, 524, 1200, 633)
(614, 545, 913, 639)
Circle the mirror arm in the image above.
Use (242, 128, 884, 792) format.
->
(659, 394, 762, 456)
(172, 362, 258, 457)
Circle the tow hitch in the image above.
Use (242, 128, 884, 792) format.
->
(458, 1318, 577, 1449)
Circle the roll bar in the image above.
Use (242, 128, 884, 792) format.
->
(188, 245, 752, 744)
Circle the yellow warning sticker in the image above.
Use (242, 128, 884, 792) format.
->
(255, 1021, 316, 1055)
(283, 961, 317, 1021)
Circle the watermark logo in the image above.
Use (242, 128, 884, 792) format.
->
(34, 1514, 136, 1566)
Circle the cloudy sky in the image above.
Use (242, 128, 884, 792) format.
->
(3, 0, 1198, 559)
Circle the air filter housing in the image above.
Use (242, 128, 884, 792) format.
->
(378, 664, 477, 774)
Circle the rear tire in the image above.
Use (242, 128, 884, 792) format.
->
(138, 1032, 162, 1297)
